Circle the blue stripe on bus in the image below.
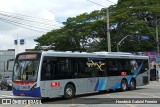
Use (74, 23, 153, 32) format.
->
(101, 79, 107, 90)
(98, 79, 104, 91)
(13, 87, 41, 97)
(132, 62, 143, 78)
(94, 79, 99, 91)
(127, 76, 131, 84)
(132, 73, 137, 78)
(111, 82, 121, 89)
(138, 63, 143, 73)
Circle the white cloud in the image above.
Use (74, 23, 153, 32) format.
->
(0, 0, 118, 50)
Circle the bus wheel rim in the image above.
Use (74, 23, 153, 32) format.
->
(131, 81, 135, 88)
(66, 88, 72, 96)
(122, 83, 126, 90)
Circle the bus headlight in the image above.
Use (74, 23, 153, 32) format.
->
(9, 83, 12, 86)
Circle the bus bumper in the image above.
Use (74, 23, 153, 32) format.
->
(13, 87, 41, 97)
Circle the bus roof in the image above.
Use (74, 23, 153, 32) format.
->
(40, 51, 149, 59)
(16, 51, 149, 59)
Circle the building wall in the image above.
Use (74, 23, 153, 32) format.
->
(0, 50, 15, 72)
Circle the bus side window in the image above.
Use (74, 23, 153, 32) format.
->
(98, 61, 106, 77)
(72, 59, 78, 78)
(78, 59, 86, 78)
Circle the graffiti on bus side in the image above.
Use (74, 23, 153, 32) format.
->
(86, 60, 105, 71)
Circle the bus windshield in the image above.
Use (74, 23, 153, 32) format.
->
(13, 59, 40, 82)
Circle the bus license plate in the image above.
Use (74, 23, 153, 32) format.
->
(22, 86, 29, 90)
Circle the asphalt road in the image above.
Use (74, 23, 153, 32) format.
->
(0, 81, 160, 107)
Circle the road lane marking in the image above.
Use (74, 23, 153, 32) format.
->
(107, 94, 111, 97)
(126, 104, 137, 107)
(71, 98, 76, 107)
(105, 92, 137, 107)
(24, 104, 31, 107)
(1, 95, 15, 98)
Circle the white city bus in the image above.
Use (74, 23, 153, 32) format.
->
(12, 51, 149, 99)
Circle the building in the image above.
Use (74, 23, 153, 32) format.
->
(0, 50, 15, 78)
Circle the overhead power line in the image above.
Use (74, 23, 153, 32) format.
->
(0, 12, 62, 28)
(105, 0, 117, 5)
(0, 13, 62, 28)
(0, 11, 64, 32)
(0, 16, 52, 31)
(0, 10, 61, 24)
(0, 15, 60, 30)
(0, 18, 47, 33)
(87, 0, 106, 7)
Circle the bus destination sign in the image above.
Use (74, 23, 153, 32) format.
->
(18, 54, 37, 59)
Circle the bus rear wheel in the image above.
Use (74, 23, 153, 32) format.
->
(129, 79, 136, 90)
(121, 79, 128, 92)
(64, 84, 75, 99)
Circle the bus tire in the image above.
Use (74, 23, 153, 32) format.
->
(64, 84, 75, 99)
(129, 79, 136, 90)
(121, 79, 128, 92)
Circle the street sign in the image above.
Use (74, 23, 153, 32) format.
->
(20, 39, 25, 45)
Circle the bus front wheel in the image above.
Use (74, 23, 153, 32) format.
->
(121, 79, 128, 92)
(64, 84, 75, 99)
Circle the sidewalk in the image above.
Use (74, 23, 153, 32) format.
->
(150, 80, 160, 84)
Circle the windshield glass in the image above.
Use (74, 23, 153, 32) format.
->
(13, 59, 40, 82)
(6, 78, 12, 82)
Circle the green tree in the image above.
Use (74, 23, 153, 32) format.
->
(113, 0, 160, 52)
(35, 10, 108, 51)
(35, 0, 160, 52)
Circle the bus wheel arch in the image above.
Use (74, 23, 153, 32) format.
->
(129, 78, 136, 90)
(120, 78, 128, 92)
(64, 82, 76, 99)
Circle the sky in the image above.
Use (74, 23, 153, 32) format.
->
(0, 0, 118, 50)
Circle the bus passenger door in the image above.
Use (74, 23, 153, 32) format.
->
(40, 57, 58, 98)
(40, 58, 50, 98)
(40, 81, 46, 97)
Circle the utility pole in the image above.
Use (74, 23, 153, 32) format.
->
(86, 0, 112, 52)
